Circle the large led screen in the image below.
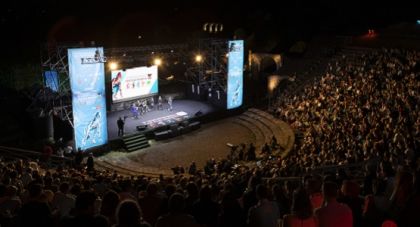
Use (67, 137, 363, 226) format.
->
(111, 65, 158, 102)
(227, 40, 244, 109)
(68, 47, 108, 150)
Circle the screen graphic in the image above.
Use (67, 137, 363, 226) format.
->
(227, 40, 244, 109)
(68, 47, 108, 150)
(111, 65, 158, 102)
(44, 70, 59, 92)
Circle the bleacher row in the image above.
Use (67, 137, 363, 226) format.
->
(233, 108, 295, 157)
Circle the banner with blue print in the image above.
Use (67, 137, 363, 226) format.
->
(44, 70, 59, 92)
(68, 47, 108, 150)
(227, 40, 244, 109)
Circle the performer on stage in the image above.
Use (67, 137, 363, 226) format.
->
(130, 103, 139, 119)
(167, 96, 173, 111)
(138, 100, 144, 115)
(149, 96, 155, 111)
(143, 99, 149, 113)
(158, 96, 163, 110)
(117, 117, 125, 136)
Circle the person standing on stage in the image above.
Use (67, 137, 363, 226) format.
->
(167, 96, 173, 111)
(158, 96, 163, 110)
(130, 103, 139, 119)
(138, 100, 144, 115)
(117, 117, 125, 136)
(150, 96, 155, 111)
(143, 99, 148, 113)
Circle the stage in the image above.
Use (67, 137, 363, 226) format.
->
(107, 99, 216, 140)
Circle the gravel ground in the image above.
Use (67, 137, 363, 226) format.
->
(98, 117, 255, 174)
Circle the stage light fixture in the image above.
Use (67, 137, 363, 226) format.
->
(203, 23, 223, 33)
(108, 62, 118, 70)
(154, 58, 162, 66)
(195, 54, 203, 63)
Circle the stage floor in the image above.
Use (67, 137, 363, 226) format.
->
(107, 99, 216, 139)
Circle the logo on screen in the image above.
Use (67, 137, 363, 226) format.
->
(81, 48, 107, 64)
(229, 43, 241, 52)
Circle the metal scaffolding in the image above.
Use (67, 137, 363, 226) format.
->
(105, 43, 190, 66)
(39, 43, 80, 127)
(185, 39, 228, 92)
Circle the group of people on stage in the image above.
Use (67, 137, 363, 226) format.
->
(128, 95, 173, 119)
(117, 95, 174, 136)
(129, 99, 150, 119)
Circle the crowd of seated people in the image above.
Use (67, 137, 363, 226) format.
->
(0, 48, 419, 227)
(271, 48, 420, 226)
(274, 48, 419, 173)
(1, 154, 419, 227)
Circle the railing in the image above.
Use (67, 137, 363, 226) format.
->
(0, 146, 72, 167)
(262, 161, 369, 182)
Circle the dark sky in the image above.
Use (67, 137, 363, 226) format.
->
(0, 0, 418, 64)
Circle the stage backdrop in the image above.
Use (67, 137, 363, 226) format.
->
(44, 70, 59, 92)
(111, 65, 158, 103)
(227, 40, 244, 109)
(68, 47, 108, 150)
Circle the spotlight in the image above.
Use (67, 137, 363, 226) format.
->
(154, 58, 162, 66)
(195, 54, 203, 63)
(209, 23, 214, 33)
(108, 62, 118, 70)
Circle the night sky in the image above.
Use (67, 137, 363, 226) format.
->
(0, 0, 418, 65)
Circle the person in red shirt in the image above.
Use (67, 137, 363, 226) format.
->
(315, 182, 353, 227)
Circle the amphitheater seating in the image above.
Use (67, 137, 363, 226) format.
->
(233, 108, 295, 157)
(96, 156, 172, 177)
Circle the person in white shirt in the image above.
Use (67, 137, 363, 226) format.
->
(52, 182, 75, 217)
(247, 184, 281, 227)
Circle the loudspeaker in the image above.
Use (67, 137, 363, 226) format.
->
(194, 110, 203, 117)
(136, 125, 148, 131)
